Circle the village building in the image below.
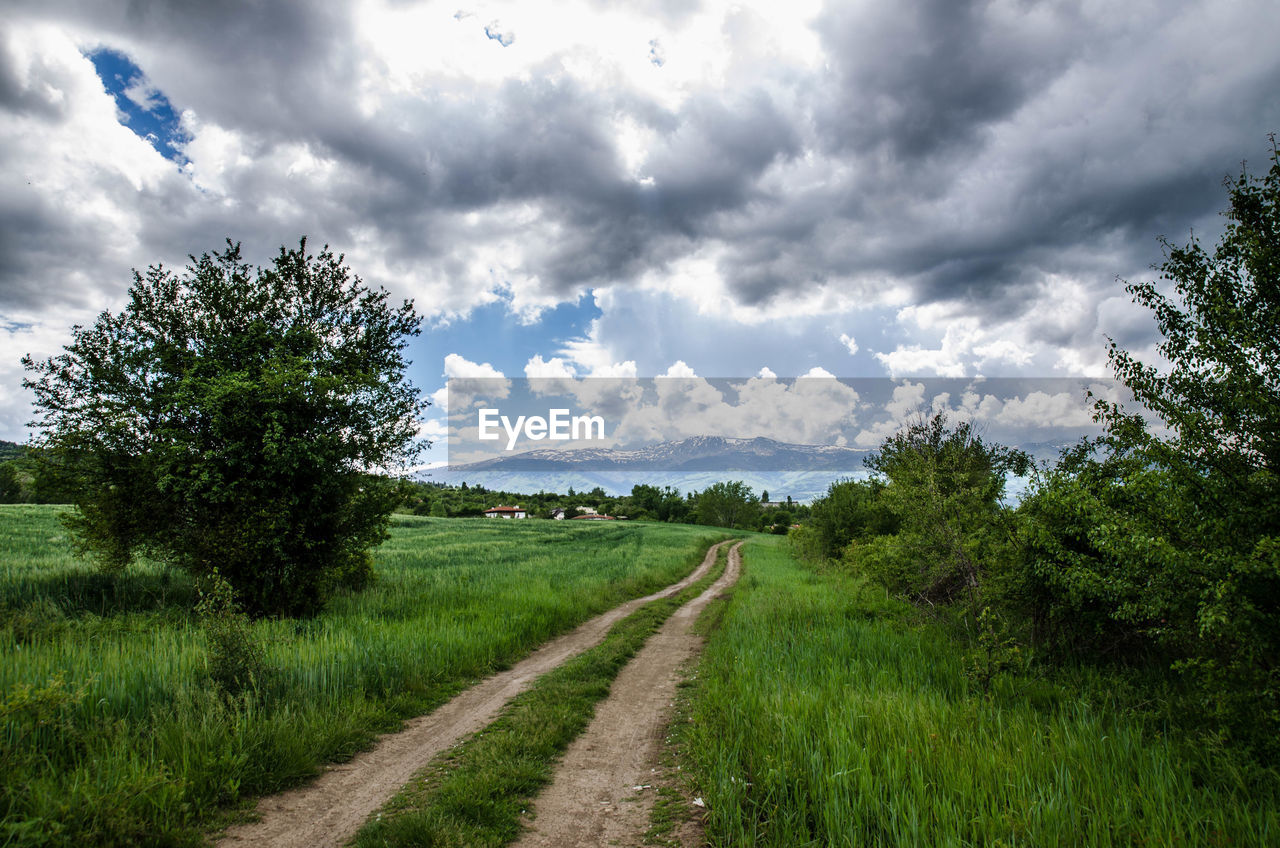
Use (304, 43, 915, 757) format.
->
(483, 505, 528, 519)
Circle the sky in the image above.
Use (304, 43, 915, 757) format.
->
(2, 0, 1278, 460)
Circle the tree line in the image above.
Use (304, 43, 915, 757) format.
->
(396, 478, 807, 531)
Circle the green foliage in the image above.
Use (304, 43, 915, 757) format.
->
(964, 606, 1023, 696)
(22, 239, 425, 616)
(861, 413, 1029, 610)
(804, 478, 896, 560)
(196, 572, 266, 697)
(693, 480, 760, 529)
(1017, 140, 1280, 753)
(1, 671, 92, 763)
(1101, 137, 1280, 484)
(1014, 446, 1190, 660)
(5, 597, 67, 645)
(0, 462, 20, 504)
(628, 483, 690, 522)
(0, 442, 80, 504)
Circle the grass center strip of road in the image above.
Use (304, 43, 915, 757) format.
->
(349, 542, 738, 848)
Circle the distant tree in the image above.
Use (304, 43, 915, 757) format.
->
(806, 478, 897, 560)
(23, 239, 426, 616)
(693, 480, 759, 529)
(0, 462, 20, 503)
(629, 483, 662, 519)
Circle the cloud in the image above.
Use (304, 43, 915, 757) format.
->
(524, 354, 577, 379)
(661, 360, 697, 378)
(483, 20, 515, 47)
(443, 352, 505, 380)
(854, 381, 926, 447)
(2, 0, 1278, 439)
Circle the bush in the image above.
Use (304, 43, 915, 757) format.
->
(196, 572, 267, 697)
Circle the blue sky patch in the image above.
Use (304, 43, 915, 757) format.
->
(411, 294, 603, 390)
(86, 48, 189, 164)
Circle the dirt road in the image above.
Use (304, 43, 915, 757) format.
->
(511, 541, 742, 848)
(214, 541, 728, 848)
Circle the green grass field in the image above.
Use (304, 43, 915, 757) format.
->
(681, 535, 1280, 847)
(0, 504, 722, 847)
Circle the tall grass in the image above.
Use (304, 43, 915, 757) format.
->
(683, 535, 1280, 847)
(0, 505, 721, 847)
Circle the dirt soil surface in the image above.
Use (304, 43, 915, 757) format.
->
(511, 541, 742, 848)
(214, 541, 728, 848)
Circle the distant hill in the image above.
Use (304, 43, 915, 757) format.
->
(454, 435, 872, 473)
(0, 440, 26, 462)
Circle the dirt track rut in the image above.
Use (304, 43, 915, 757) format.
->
(214, 540, 728, 848)
(512, 541, 743, 848)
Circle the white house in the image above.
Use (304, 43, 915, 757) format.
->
(484, 505, 528, 519)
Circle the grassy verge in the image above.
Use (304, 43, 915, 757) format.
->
(0, 505, 723, 847)
(680, 535, 1280, 847)
(349, 542, 735, 848)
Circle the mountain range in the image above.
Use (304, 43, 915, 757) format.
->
(452, 435, 872, 472)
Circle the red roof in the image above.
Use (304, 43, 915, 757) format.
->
(484, 505, 525, 513)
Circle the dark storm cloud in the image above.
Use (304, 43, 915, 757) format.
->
(76, 0, 355, 135)
(2, 0, 1279, 341)
(707, 0, 1278, 318)
(814, 0, 1077, 160)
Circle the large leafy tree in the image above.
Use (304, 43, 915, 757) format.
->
(1022, 139, 1280, 749)
(1103, 136, 1280, 494)
(23, 239, 426, 616)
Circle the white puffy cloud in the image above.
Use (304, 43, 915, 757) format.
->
(443, 353, 505, 379)
(524, 354, 578, 380)
(854, 381, 927, 447)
